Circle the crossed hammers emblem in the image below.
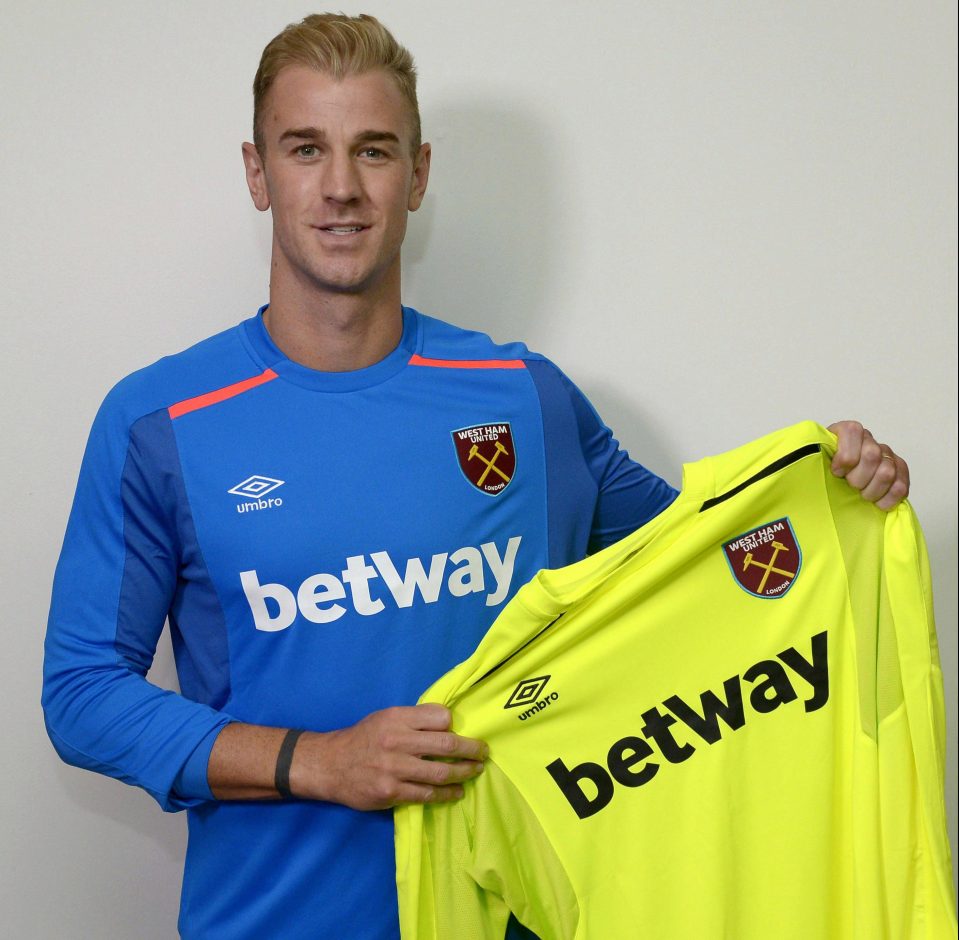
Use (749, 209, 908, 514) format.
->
(468, 440, 511, 486)
(742, 541, 796, 594)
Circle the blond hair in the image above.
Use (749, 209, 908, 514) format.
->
(253, 13, 421, 157)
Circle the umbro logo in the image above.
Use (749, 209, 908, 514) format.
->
(505, 675, 559, 721)
(505, 676, 551, 708)
(230, 475, 285, 514)
(229, 475, 285, 498)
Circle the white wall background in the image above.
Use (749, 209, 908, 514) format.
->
(2, 1, 955, 935)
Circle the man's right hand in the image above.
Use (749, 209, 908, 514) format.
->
(292, 704, 488, 809)
(206, 706, 487, 808)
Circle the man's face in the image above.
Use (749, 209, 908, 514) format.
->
(243, 66, 430, 299)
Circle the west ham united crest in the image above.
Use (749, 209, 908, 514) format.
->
(451, 423, 516, 496)
(722, 517, 802, 599)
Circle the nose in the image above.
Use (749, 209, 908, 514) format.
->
(322, 150, 361, 204)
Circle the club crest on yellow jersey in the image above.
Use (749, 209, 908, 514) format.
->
(451, 423, 516, 495)
(722, 517, 802, 598)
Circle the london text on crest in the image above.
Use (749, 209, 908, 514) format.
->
(451, 423, 516, 495)
(722, 517, 802, 598)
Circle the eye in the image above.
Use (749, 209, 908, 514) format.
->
(360, 147, 387, 160)
(296, 144, 318, 158)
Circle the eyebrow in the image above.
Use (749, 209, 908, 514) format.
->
(277, 127, 401, 146)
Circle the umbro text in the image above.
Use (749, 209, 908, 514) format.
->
(519, 691, 559, 721)
(236, 497, 283, 513)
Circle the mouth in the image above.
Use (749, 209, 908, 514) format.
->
(316, 225, 368, 235)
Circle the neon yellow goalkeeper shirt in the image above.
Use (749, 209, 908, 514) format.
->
(394, 421, 956, 939)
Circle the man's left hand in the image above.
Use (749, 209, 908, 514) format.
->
(827, 420, 910, 511)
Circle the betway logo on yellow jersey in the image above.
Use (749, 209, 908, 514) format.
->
(241, 536, 522, 631)
(547, 631, 829, 819)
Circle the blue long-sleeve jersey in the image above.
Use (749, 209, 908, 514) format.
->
(43, 307, 676, 939)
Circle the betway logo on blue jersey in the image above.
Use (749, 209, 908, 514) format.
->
(241, 536, 522, 631)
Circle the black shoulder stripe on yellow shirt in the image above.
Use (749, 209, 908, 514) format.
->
(699, 444, 822, 513)
(473, 614, 565, 686)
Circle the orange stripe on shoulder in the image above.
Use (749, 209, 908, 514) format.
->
(168, 368, 279, 419)
(408, 354, 526, 370)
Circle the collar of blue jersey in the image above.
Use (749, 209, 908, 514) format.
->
(240, 304, 420, 392)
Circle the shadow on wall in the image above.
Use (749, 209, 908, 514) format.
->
(923, 520, 959, 897)
(46, 626, 186, 866)
(405, 96, 680, 489)
(47, 750, 186, 866)
(404, 99, 561, 345)
(581, 381, 681, 489)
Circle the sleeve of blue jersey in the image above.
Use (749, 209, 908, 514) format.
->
(42, 385, 232, 812)
(530, 360, 678, 553)
(568, 378, 677, 552)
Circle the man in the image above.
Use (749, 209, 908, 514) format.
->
(42, 13, 910, 939)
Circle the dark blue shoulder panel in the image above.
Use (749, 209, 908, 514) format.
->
(525, 360, 598, 568)
(122, 410, 231, 709)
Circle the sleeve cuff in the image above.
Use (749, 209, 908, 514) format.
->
(173, 723, 229, 802)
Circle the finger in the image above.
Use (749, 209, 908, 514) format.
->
(353, 761, 473, 809)
(876, 449, 910, 509)
(405, 729, 489, 762)
(875, 478, 909, 510)
(424, 784, 467, 804)
(839, 430, 883, 491)
(874, 453, 910, 510)
(399, 754, 486, 787)
(392, 782, 466, 806)
(856, 450, 899, 503)
(828, 420, 865, 477)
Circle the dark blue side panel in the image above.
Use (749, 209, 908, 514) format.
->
(526, 360, 598, 567)
(124, 411, 232, 710)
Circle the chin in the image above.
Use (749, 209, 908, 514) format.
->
(301, 262, 367, 291)
(313, 272, 376, 295)
(309, 259, 398, 297)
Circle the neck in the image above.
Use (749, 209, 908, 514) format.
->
(264, 270, 404, 373)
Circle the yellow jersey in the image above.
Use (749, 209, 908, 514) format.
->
(394, 422, 956, 939)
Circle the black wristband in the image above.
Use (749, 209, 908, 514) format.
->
(274, 728, 306, 800)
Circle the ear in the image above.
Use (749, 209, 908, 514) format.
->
(242, 142, 271, 212)
(408, 142, 431, 212)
